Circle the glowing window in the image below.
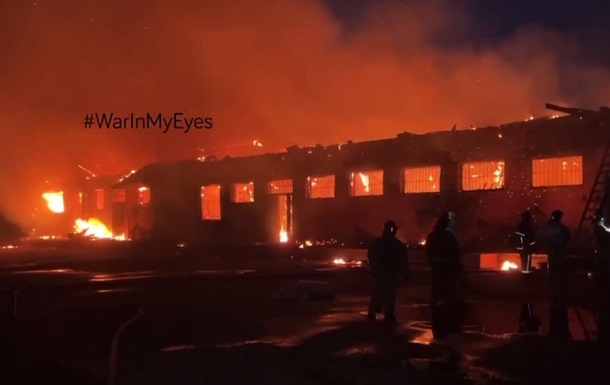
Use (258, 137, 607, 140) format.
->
(201, 185, 221, 220)
(137, 187, 150, 205)
(232, 182, 254, 203)
(403, 166, 441, 193)
(113, 189, 126, 203)
(350, 170, 383, 196)
(95, 189, 104, 210)
(532, 156, 583, 187)
(265, 179, 293, 194)
(461, 161, 505, 191)
(306, 175, 335, 199)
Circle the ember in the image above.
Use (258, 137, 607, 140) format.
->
(500, 261, 519, 271)
(74, 218, 126, 240)
(42, 191, 65, 213)
(298, 240, 313, 248)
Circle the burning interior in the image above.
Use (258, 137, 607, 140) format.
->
(32, 172, 138, 241)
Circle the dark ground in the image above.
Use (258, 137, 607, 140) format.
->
(0, 214, 22, 241)
(0, 241, 607, 384)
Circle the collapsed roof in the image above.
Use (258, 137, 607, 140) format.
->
(113, 107, 610, 189)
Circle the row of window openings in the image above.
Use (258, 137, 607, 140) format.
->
(198, 156, 583, 220)
(211, 156, 584, 202)
(96, 156, 581, 214)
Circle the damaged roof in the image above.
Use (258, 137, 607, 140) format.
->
(113, 109, 610, 189)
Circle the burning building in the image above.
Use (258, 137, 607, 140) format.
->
(37, 171, 129, 240)
(112, 106, 610, 253)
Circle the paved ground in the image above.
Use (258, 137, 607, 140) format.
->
(0, 241, 606, 384)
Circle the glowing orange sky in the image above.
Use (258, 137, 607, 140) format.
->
(0, 0, 608, 226)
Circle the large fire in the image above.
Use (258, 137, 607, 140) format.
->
(74, 218, 126, 240)
(42, 191, 65, 213)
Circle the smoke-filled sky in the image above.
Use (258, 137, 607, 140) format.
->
(1, 0, 609, 224)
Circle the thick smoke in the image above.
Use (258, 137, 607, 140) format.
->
(0, 0, 608, 229)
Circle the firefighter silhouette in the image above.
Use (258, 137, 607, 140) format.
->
(515, 211, 536, 273)
(592, 208, 610, 342)
(426, 213, 465, 338)
(367, 220, 409, 323)
(447, 211, 458, 237)
(542, 209, 572, 339)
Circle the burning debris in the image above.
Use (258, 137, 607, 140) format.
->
(40, 189, 126, 241)
(500, 261, 519, 271)
(332, 257, 363, 267)
(73, 218, 126, 240)
(116, 169, 137, 184)
(298, 240, 313, 248)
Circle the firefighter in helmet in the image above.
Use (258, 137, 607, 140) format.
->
(542, 209, 571, 338)
(367, 220, 409, 323)
(515, 211, 536, 273)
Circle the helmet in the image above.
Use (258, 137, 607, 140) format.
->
(384, 220, 398, 234)
(551, 210, 564, 221)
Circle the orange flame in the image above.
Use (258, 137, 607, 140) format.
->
(279, 225, 288, 243)
(74, 218, 126, 240)
(42, 191, 65, 213)
(358, 173, 370, 193)
(492, 162, 505, 186)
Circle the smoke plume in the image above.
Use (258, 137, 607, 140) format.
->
(0, 0, 608, 229)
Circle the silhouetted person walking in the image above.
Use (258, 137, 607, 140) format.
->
(516, 211, 536, 273)
(542, 209, 571, 339)
(367, 220, 409, 323)
(426, 214, 463, 337)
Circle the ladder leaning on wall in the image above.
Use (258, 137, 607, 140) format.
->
(545, 103, 610, 341)
(569, 144, 610, 341)
(571, 140, 610, 253)
(543, 103, 610, 253)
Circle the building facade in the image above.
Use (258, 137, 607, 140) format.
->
(112, 112, 610, 252)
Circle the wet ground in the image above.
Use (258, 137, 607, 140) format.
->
(0, 246, 606, 384)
